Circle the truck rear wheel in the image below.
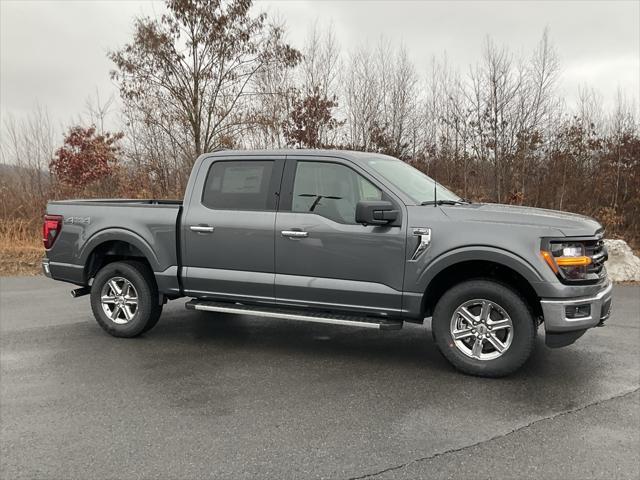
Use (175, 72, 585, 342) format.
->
(431, 279, 536, 377)
(90, 261, 162, 337)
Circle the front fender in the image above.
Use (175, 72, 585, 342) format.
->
(401, 246, 549, 320)
(416, 246, 546, 293)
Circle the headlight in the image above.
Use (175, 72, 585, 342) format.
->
(541, 241, 592, 281)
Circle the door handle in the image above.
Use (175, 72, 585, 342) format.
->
(281, 230, 309, 238)
(190, 225, 215, 233)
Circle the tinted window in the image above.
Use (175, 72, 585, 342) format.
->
(202, 161, 274, 210)
(292, 161, 382, 224)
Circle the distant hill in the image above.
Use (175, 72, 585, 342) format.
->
(0, 163, 49, 180)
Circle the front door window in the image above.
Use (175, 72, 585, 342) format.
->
(292, 161, 382, 224)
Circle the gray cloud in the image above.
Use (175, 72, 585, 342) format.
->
(1, 0, 638, 130)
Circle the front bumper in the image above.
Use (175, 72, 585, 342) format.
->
(541, 280, 613, 333)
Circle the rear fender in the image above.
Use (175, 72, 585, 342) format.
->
(80, 228, 161, 278)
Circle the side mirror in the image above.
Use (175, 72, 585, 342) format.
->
(355, 200, 398, 225)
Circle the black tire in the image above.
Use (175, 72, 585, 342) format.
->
(431, 279, 536, 377)
(90, 260, 162, 338)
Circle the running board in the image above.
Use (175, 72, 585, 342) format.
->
(185, 300, 403, 331)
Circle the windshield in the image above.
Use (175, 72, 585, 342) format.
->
(364, 157, 462, 204)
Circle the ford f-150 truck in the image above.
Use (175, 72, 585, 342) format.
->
(43, 149, 612, 376)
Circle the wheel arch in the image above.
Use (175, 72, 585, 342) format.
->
(80, 229, 160, 283)
(420, 248, 544, 320)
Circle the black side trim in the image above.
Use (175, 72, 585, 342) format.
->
(175, 205, 185, 296)
(545, 329, 587, 348)
(278, 156, 297, 211)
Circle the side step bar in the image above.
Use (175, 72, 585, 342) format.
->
(185, 300, 403, 331)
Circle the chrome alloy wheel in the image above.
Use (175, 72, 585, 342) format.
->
(450, 299, 514, 360)
(100, 277, 138, 325)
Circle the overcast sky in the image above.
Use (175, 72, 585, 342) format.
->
(1, 0, 638, 132)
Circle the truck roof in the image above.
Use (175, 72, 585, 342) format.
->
(206, 149, 398, 165)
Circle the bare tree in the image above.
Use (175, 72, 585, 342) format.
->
(377, 43, 419, 159)
(299, 22, 342, 147)
(301, 22, 341, 99)
(343, 45, 382, 151)
(84, 89, 116, 134)
(109, 0, 300, 165)
(608, 89, 638, 209)
(0, 105, 54, 218)
(248, 49, 297, 149)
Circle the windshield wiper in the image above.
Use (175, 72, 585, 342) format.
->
(420, 199, 467, 206)
(298, 193, 342, 212)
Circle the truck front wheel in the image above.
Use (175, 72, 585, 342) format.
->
(431, 279, 536, 377)
(90, 261, 163, 337)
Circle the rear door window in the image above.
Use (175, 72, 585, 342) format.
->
(202, 161, 275, 211)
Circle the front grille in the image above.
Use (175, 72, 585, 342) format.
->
(585, 238, 608, 279)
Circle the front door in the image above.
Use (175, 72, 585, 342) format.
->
(274, 156, 406, 316)
(182, 155, 284, 303)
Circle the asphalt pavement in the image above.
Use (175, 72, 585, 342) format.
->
(1, 276, 639, 479)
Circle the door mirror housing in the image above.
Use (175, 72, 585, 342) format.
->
(355, 201, 398, 225)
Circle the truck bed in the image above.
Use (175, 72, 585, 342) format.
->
(48, 199, 183, 206)
(45, 199, 183, 294)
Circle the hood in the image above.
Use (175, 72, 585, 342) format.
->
(440, 203, 602, 237)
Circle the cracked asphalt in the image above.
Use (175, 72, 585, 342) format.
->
(1, 276, 639, 480)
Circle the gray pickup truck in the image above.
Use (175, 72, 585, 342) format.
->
(43, 149, 612, 376)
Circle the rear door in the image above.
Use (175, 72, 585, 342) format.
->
(181, 155, 285, 303)
(274, 155, 407, 316)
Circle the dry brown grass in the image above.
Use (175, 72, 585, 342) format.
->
(0, 219, 43, 276)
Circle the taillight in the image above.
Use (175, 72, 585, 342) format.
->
(43, 214, 63, 250)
